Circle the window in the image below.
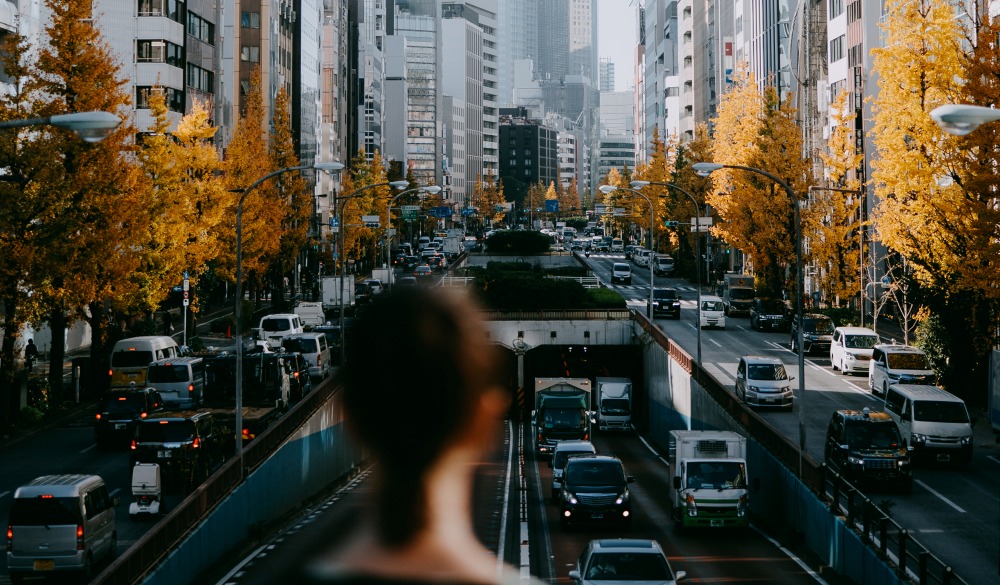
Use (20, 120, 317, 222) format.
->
(240, 11, 260, 28)
(829, 0, 844, 18)
(241, 45, 260, 63)
(139, 0, 184, 23)
(188, 11, 214, 44)
(829, 35, 844, 62)
(187, 63, 214, 93)
(136, 86, 184, 112)
(136, 40, 183, 67)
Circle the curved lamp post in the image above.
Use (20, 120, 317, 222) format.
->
(0, 111, 123, 143)
(385, 185, 442, 292)
(598, 185, 655, 318)
(692, 161, 807, 477)
(929, 104, 1000, 136)
(338, 180, 409, 365)
(235, 161, 344, 461)
(630, 180, 703, 367)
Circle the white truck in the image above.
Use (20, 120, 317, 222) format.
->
(532, 377, 593, 456)
(321, 275, 355, 310)
(442, 236, 464, 259)
(371, 267, 394, 287)
(722, 273, 755, 316)
(668, 430, 752, 529)
(595, 377, 632, 432)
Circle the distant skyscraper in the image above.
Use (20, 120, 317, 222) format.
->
(599, 57, 615, 92)
(497, 0, 536, 106)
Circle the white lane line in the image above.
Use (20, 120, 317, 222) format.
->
(0, 491, 10, 499)
(808, 363, 838, 378)
(988, 455, 1000, 467)
(80, 444, 96, 454)
(914, 479, 966, 513)
(709, 339, 724, 348)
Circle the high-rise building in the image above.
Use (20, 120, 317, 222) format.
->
(441, 14, 484, 205)
(599, 57, 615, 92)
(642, 0, 679, 152)
(497, 0, 536, 106)
(395, 0, 442, 188)
(499, 111, 559, 199)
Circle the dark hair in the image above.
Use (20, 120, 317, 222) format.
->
(344, 287, 502, 546)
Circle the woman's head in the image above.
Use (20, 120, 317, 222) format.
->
(344, 286, 506, 545)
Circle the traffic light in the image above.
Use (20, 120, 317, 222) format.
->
(664, 220, 679, 227)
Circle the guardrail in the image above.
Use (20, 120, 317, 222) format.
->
(547, 275, 600, 288)
(481, 309, 632, 321)
(438, 276, 475, 287)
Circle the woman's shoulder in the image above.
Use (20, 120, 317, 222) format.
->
(301, 564, 547, 585)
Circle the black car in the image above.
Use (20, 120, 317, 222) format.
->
(790, 313, 835, 354)
(401, 255, 420, 271)
(647, 288, 681, 319)
(354, 282, 371, 305)
(94, 386, 165, 449)
(750, 298, 790, 331)
(131, 410, 228, 490)
(273, 351, 313, 402)
(825, 408, 912, 492)
(559, 455, 634, 527)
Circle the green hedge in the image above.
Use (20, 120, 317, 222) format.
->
(485, 231, 552, 255)
(586, 287, 627, 308)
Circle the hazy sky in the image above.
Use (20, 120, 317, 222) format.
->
(598, 0, 639, 92)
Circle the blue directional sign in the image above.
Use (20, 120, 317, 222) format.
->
(545, 200, 559, 213)
(330, 216, 340, 228)
(429, 206, 452, 218)
(461, 207, 477, 216)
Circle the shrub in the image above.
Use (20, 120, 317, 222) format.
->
(18, 406, 44, 424)
(546, 265, 588, 277)
(480, 276, 589, 310)
(26, 377, 50, 413)
(585, 287, 627, 309)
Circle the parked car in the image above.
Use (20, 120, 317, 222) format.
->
(749, 298, 790, 331)
(829, 326, 880, 375)
(735, 356, 794, 410)
(648, 288, 681, 319)
(789, 313, 835, 354)
(569, 539, 686, 585)
(94, 386, 165, 449)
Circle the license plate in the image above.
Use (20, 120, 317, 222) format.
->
(34, 560, 55, 571)
(114, 423, 125, 430)
(937, 453, 951, 462)
(158, 450, 172, 458)
(710, 519, 724, 527)
(766, 397, 775, 403)
(591, 513, 604, 519)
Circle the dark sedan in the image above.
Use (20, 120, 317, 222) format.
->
(648, 288, 681, 319)
(750, 298, 790, 331)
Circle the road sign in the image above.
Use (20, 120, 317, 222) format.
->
(595, 204, 607, 215)
(402, 205, 419, 220)
(330, 216, 340, 228)
(613, 207, 626, 217)
(690, 217, 713, 232)
(183, 298, 189, 307)
(362, 215, 380, 228)
(545, 200, 559, 213)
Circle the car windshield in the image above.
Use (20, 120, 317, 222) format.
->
(702, 300, 724, 311)
(282, 338, 319, 353)
(613, 263, 629, 271)
(601, 398, 630, 414)
(653, 290, 677, 301)
(9, 497, 81, 525)
(846, 335, 879, 349)
(261, 318, 293, 332)
(541, 407, 585, 429)
(147, 365, 189, 383)
(747, 363, 788, 381)
(585, 552, 674, 581)
(685, 461, 746, 489)
(846, 422, 902, 449)
(913, 401, 969, 423)
(136, 420, 196, 443)
(760, 300, 786, 313)
(804, 318, 835, 334)
(565, 460, 625, 486)
(111, 350, 155, 368)
(887, 352, 931, 370)
(730, 288, 755, 300)
(101, 394, 147, 415)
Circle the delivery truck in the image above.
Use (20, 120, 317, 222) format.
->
(321, 275, 355, 310)
(722, 273, 755, 316)
(532, 377, 593, 456)
(668, 430, 753, 529)
(595, 377, 632, 432)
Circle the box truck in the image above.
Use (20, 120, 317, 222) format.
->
(595, 377, 632, 432)
(668, 430, 752, 529)
(532, 378, 593, 456)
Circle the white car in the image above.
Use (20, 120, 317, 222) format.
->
(699, 295, 726, 329)
(736, 356, 794, 409)
(829, 326, 879, 375)
(569, 539, 686, 585)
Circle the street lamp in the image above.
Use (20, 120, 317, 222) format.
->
(599, 185, 655, 318)
(0, 111, 122, 142)
(631, 180, 703, 367)
(693, 161, 807, 477)
(385, 185, 442, 292)
(929, 104, 1000, 136)
(234, 160, 344, 461)
(337, 180, 409, 366)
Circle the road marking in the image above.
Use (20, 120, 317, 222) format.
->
(0, 491, 9, 499)
(79, 444, 96, 454)
(808, 363, 838, 378)
(709, 339, 724, 348)
(914, 480, 966, 513)
(988, 455, 1000, 467)
(495, 419, 513, 578)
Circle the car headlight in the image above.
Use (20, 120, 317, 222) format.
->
(737, 494, 748, 516)
(749, 385, 760, 393)
(684, 493, 697, 516)
(847, 455, 865, 466)
(911, 433, 927, 444)
(672, 302, 680, 307)
(781, 386, 791, 394)
(960, 435, 972, 445)
(566, 492, 578, 505)
(615, 490, 630, 505)
(888, 372, 901, 380)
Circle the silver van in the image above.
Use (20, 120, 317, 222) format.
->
(548, 440, 596, 501)
(869, 344, 936, 396)
(281, 332, 332, 381)
(146, 356, 206, 408)
(7, 474, 118, 581)
(882, 384, 973, 466)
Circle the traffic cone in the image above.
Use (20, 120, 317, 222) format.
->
(226, 324, 232, 338)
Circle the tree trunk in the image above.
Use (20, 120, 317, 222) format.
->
(87, 302, 108, 396)
(0, 292, 21, 435)
(48, 309, 67, 403)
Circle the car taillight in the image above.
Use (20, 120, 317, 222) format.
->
(130, 439, 137, 450)
(188, 383, 194, 394)
(192, 437, 200, 449)
(95, 413, 102, 420)
(316, 355, 322, 368)
(76, 525, 84, 550)
(108, 369, 113, 376)
(6, 525, 12, 551)
(140, 412, 147, 419)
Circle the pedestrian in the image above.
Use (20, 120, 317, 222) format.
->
(24, 339, 38, 372)
(304, 287, 540, 585)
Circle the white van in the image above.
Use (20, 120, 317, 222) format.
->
(257, 313, 304, 350)
(869, 344, 936, 396)
(7, 474, 118, 581)
(699, 295, 726, 329)
(548, 440, 596, 501)
(633, 248, 652, 267)
(294, 302, 326, 329)
(829, 326, 880, 375)
(108, 336, 180, 388)
(146, 356, 207, 408)
(882, 384, 973, 466)
(281, 332, 332, 381)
